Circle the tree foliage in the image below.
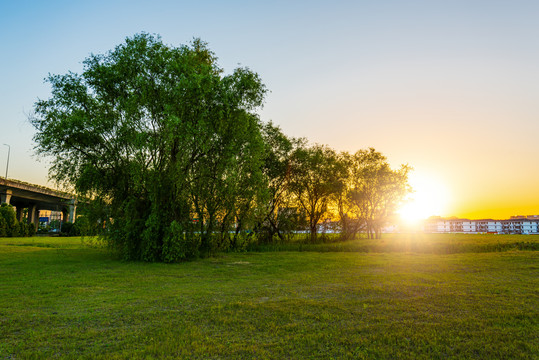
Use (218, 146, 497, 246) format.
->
(32, 34, 267, 260)
(348, 148, 411, 239)
(332, 152, 362, 240)
(288, 144, 346, 242)
(255, 122, 305, 242)
(32, 33, 412, 255)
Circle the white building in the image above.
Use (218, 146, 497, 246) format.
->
(424, 216, 539, 234)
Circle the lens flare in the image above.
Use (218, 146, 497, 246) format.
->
(398, 172, 449, 224)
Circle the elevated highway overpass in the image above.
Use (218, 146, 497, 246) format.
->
(0, 177, 76, 228)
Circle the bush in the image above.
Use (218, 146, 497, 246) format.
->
(37, 225, 50, 234)
(60, 222, 74, 236)
(71, 216, 98, 236)
(0, 204, 20, 237)
(0, 216, 6, 237)
(0, 204, 44, 237)
(141, 212, 165, 262)
(27, 223, 36, 237)
(162, 221, 200, 263)
(18, 222, 28, 237)
(55, 216, 103, 237)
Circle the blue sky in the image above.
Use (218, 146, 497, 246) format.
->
(1, 0, 539, 217)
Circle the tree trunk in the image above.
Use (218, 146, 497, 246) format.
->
(269, 216, 284, 242)
(340, 215, 349, 240)
(310, 223, 317, 243)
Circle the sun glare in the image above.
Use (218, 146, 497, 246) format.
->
(398, 173, 449, 224)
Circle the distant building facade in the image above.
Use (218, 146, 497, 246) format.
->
(425, 216, 539, 234)
(38, 210, 63, 227)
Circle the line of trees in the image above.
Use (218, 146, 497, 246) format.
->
(31, 33, 410, 262)
(258, 138, 410, 243)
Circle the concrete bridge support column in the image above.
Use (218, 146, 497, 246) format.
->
(61, 208, 67, 224)
(68, 202, 77, 223)
(62, 199, 77, 223)
(28, 204, 39, 230)
(0, 189, 12, 205)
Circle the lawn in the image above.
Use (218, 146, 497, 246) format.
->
(249, 232, 539, 253)
(0, 235, 537, 359)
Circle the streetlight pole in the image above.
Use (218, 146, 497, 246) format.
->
(3, 144, 10, 179)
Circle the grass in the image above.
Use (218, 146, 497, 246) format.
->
(0, 235, 537, 359)
(249, 232, 539, 253)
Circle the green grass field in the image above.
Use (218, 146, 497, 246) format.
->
(249, 232, 539, 253)
(1, 234, 537, 359)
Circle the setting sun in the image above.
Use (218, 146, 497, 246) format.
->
(398, 172, 450, 224)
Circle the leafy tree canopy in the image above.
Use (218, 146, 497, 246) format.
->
(348, 148, 411, 239)
(31, 33, 411, 253)
(31, 33, 268, 260)
(288, 144, 347, 242)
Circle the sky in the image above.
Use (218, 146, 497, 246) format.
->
(1, 0, 538, 219)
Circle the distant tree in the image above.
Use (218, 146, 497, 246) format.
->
(187, 110, 267, 252)
(31, 33, 267, 261)
(255, 122, 305, 242)
(348, 148, 411, 239)
(331, 151, 362, 240)
(288, 144, 346, 242)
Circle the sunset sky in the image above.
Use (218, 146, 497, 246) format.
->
(1, 1, 538, 220)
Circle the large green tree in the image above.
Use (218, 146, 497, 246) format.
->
(31, 33, 267, 261)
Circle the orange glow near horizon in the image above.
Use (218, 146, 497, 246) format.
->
(395, 166, 539, 221)
(454, 200, 539, 221)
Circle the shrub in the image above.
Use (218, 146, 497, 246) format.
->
(18, 222, 28, 237)
(37, 225, 50, 234)
(162, 221, 200, 263)
(56, 216, 103, 237)
(141, 212, 165, 262)
(27, 223, 36, 236)
(61, 222, 74, 235)
(0, 217, 6, 237)
(71, 216, 98, 236)
(0, 204, 20, 237)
